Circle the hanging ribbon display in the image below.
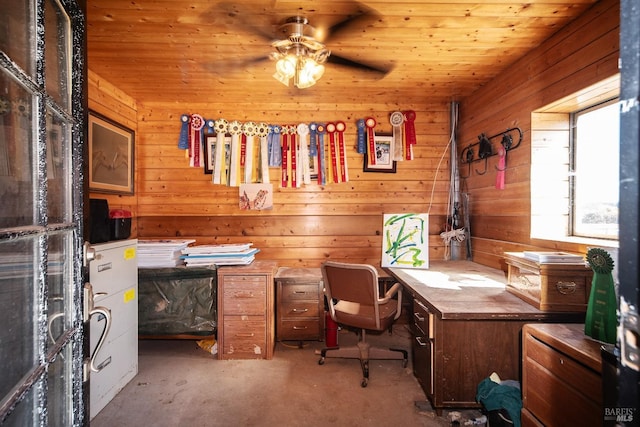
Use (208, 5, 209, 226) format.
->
(390, 111, 405, 161)
(213, 118, 228, 185)
(189, 114, 205, 168)
(317, 124, 326, 185)
(178, 114, 190, 149)
(281, 125, 290, 188)
(288, 125, 298, 188)
(336, 121, 348, 182)
(309, 122, 318, 157)
(326, 122, 339, 183)
(495, 146, 506, 190)
(403, 110, 417, 160)
(242, 122, 257, 183)
(268, 125, 282, 167)
(257, 122, 270, 183)
(365, 117, 377, 166)
(297, 123, 311, 185)
(356, 119, 366, 154)
(227, 120, 242, 186)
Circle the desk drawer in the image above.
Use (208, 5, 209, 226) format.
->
(222, 282, 266, 315)
(280, 283, 320, 300)
(222, 317, 267, 358)
(279, 301, 320, 318)
(278, 319, 321, 340)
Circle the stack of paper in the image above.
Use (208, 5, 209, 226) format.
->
(137, 239, 196, 268)
(181, 243, 259, 267)
(523, 251, 585, 264)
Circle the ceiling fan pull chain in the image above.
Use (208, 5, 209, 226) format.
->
(365, 117, 377, 166)
(336, 121, 348, 183)
(390, 112, 405, 161)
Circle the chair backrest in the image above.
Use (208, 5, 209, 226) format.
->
(321, 261, 387, 331)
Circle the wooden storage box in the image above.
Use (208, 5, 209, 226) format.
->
(504, 252, 593, 312)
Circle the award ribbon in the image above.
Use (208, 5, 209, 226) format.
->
(356, 119, 366, 154)
(317, 124, 326, 185)
(326, 122, 339, 183)
(297, 123, 311, 185)
(365, 117, 377, 166)
(257, 122, 270, 183)
(390, 111, 405, 161)
(281, 125, 289, 187)
(403, 110, 416, 160)
(242, 122, 257, 184)
(228, 120, 242, 186)
(289, 125, 298, 188)
(268, 125, 282, 167)
(336, 121, 348, 182)
(309, 122, 318, 157)
(178, 114, 189, 149)
(213, 118, 228, 185)
(190, 113, 205, 168)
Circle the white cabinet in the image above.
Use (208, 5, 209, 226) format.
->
(89, 239, 138, 420)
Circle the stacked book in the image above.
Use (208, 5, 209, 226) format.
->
(137, 239, 196, 268)
(181, 243, 259, 267)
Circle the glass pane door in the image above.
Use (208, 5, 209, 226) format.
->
(0, 0, 85, 424)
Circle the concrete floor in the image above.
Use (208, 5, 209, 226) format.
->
(91, 324, 482, 426)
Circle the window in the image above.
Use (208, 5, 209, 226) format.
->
(531, 75, 620, 244)
(570, 100, 619, 239)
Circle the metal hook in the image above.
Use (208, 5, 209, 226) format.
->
(475, 157, 488, 175)
(460, 146, 474, 179)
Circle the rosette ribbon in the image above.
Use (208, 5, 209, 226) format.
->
(356, 119, 366, 154)
(227, 120, 242, 186)
(403, 110, 416, 160)
(178, 114, 190, 149)
(389, 111, 404, 161)
(257, 123, 270, 183)
(213, 119, 228, 184)
(297, 123, 311, 185)
(268, 125, 282, 167)
(280, 125, 290, 187)
(326, 122, 339, 183)
(317, 124, 326, 185)
(336, 121, 348, 182)
(190, 113, 205, 168)
(365, 117, 377, 166)
(242, 122, 257, 184)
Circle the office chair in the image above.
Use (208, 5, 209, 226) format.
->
(318, 261, 408, 387)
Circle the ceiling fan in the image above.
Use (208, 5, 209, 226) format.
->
(215, 2, 394, 88)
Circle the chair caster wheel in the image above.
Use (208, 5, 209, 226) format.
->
(361, 378, 368, 388)
(318, 358, 325, 365)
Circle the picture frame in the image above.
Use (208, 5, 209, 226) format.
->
(203, 133, 231, 175)
(89, 111, 135, 194)
(364, 132, 396, 173)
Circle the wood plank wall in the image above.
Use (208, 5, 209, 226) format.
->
(88, 75, 454, 269)
(457, 0, 620, 270)
(88, 0, 619, 272)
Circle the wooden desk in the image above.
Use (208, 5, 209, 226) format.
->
(387, 261, 585, 413)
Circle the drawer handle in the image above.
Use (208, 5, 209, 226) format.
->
(556, 281, 577, 294)
(233, 292, 255, 298)
(415, 336, 428, 347)
(235, 333, 255, 337)
(293, 326, 308, 330)
(293, 291, 308, 295)
(292, 308, 309, 313)
(414, 313, 425, 322)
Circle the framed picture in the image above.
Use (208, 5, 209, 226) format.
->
(203, 133, 231, 175)
(364, 132, 396, 173)
(89, 111, 135, 194)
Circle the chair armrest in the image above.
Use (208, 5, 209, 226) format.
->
(379, 282, 403, 320)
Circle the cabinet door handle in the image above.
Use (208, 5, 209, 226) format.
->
(414, 312, 425, 322)
(556, 281, 577, 294)
(293, 326, 308, 330)
(233, 292, 255, 298)
(293, 291, 307, 295)
(292, 308, 309, 313)
(415, 336, 428, 347)
(235, 333, 255, 337)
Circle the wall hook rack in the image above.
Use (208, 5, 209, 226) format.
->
(459, 127, 522, 178)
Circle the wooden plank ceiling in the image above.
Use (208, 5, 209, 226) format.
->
(86, 0, 598, 104)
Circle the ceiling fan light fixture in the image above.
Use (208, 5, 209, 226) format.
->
(295, 57, 324, 88)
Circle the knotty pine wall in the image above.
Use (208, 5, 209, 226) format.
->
(457, 0, 620, 270)
(88, 0, 619, 272)
(88, 73, 454, 269)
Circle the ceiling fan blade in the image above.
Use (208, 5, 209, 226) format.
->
(203, 55, 271, 76)
(319, 4, 380, 43)
(327, 54, 393, 77)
